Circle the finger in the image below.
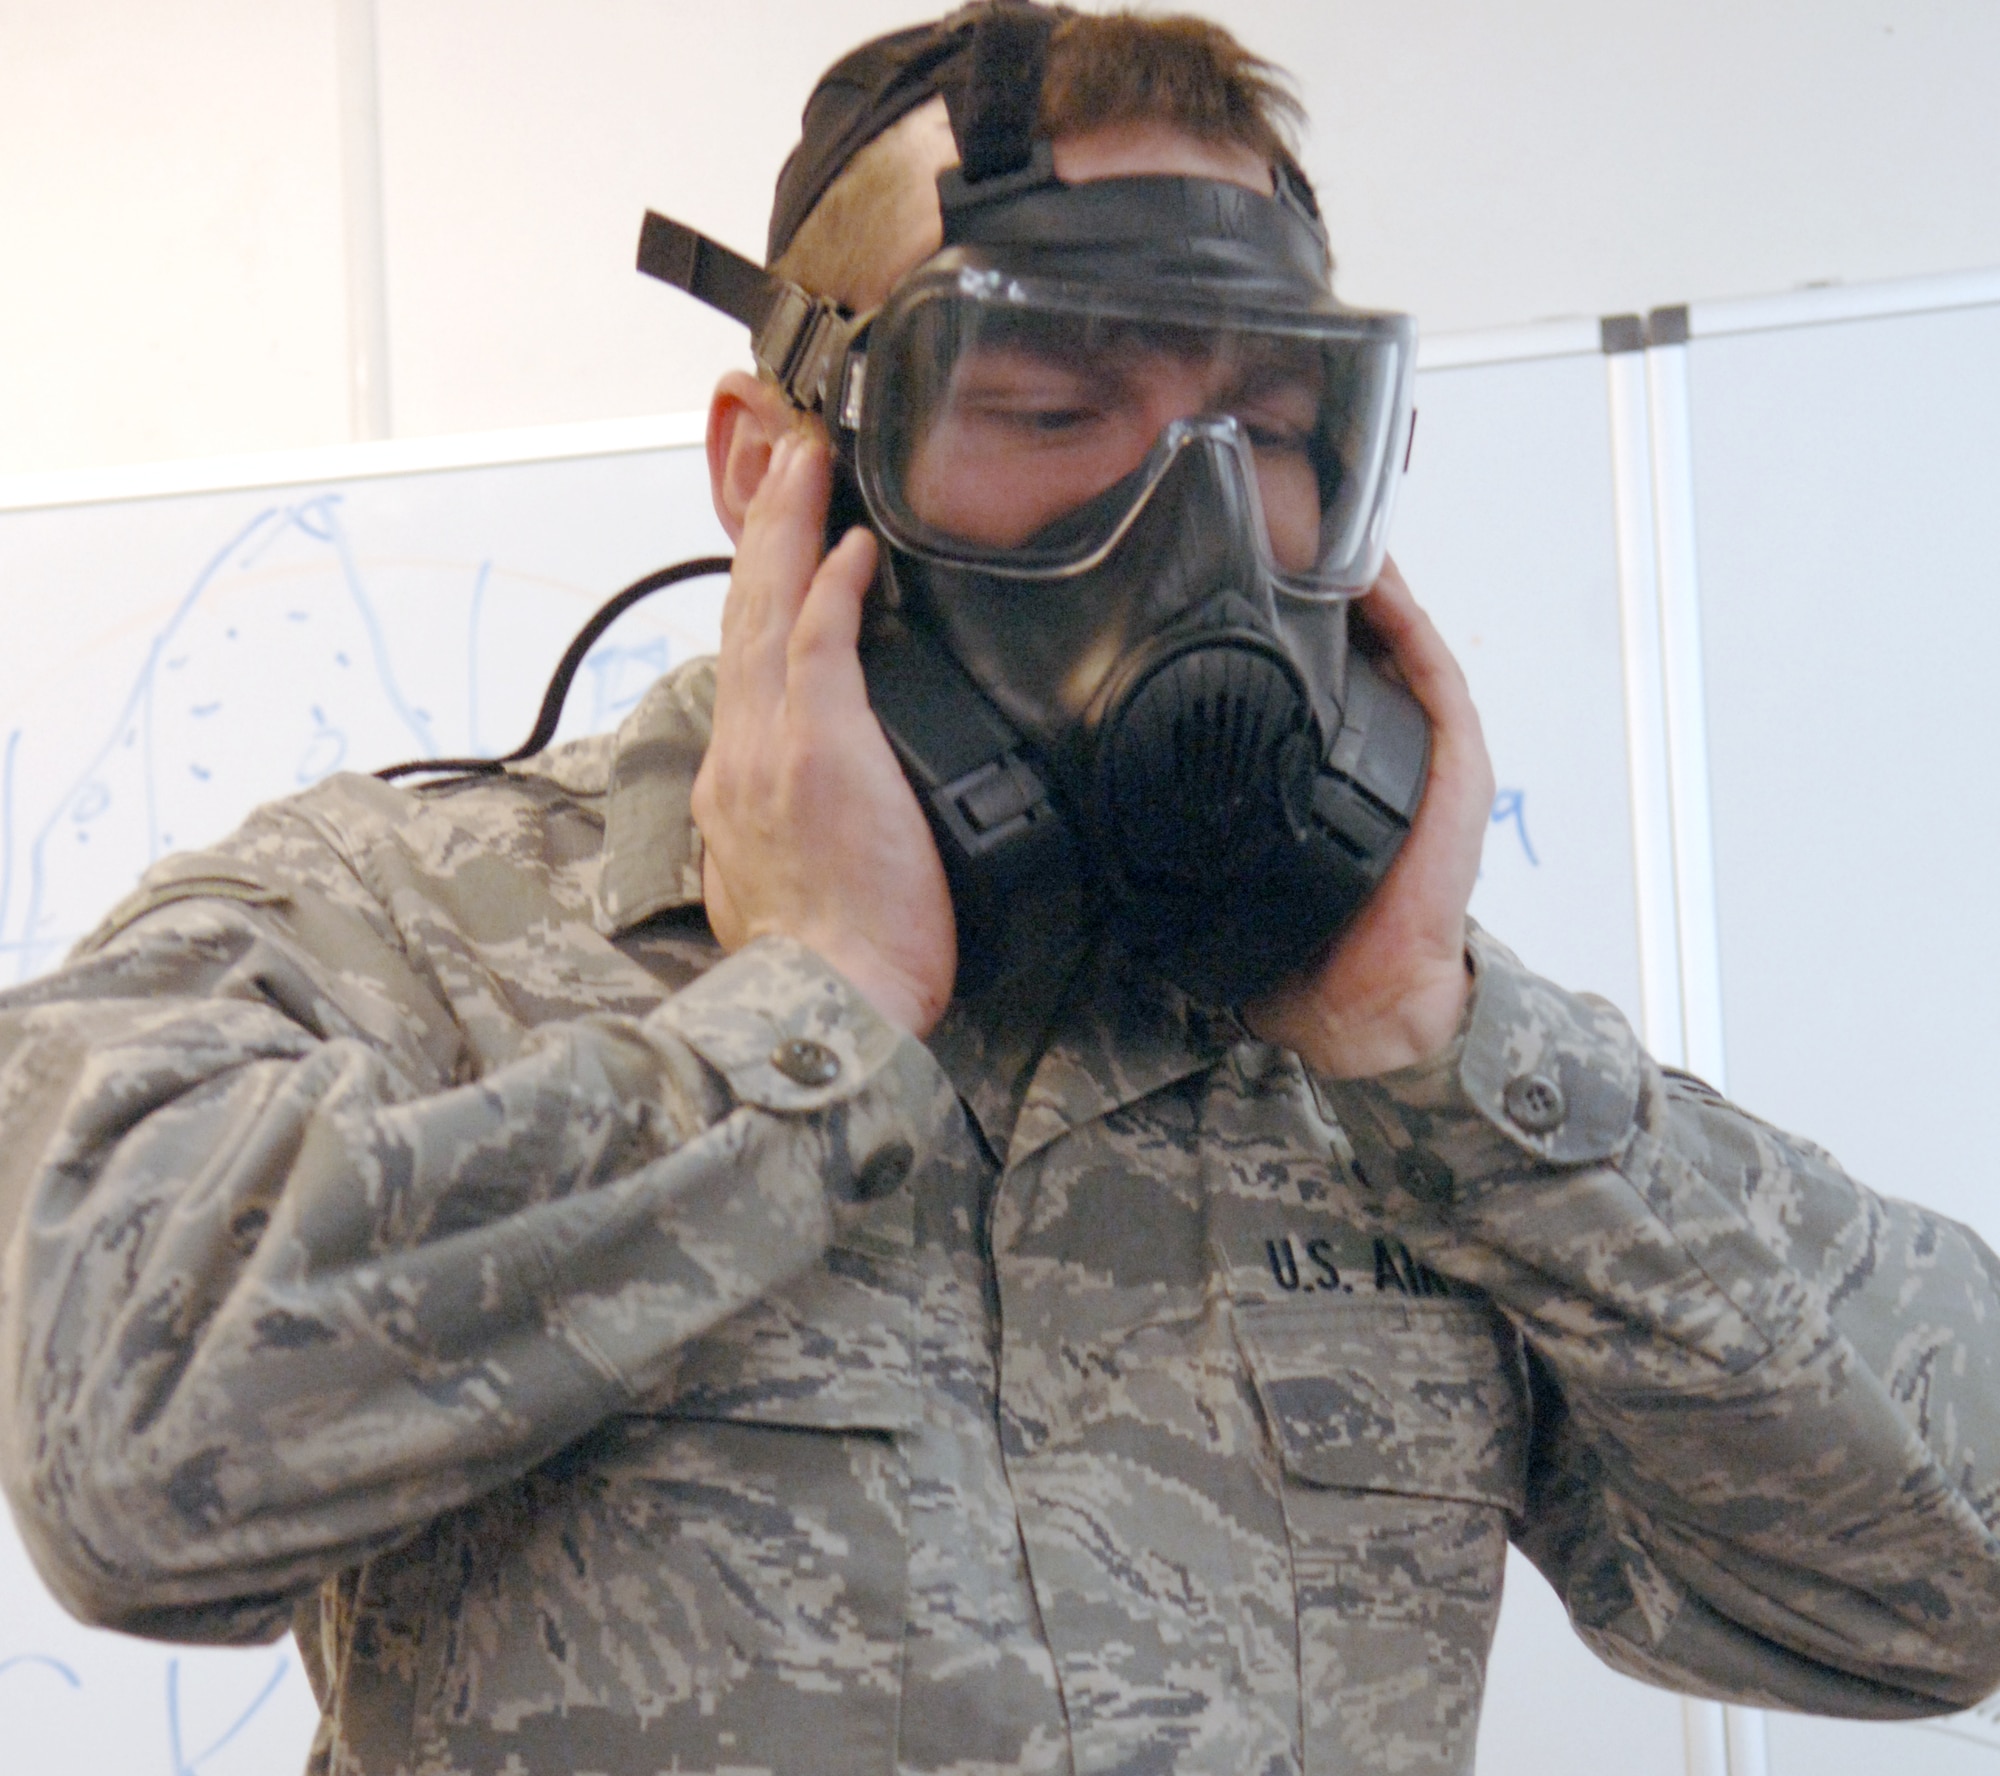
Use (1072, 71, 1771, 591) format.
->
(735, 429, 833, 698)
(710, 430, 799, 723)
(787, 527, 879, 708)
(1355, 558, 1476, 734)
(1355, 566, 1491, 887)
(716, 429, 797, 653)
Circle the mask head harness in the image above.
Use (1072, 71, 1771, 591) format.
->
(638, 0, 1428, 1005)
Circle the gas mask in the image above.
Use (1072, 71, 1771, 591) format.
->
(637, 53, 1427, 1005)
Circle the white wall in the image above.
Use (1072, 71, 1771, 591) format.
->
(0, 0, 350, 471)
(5, 0, 2000, 474)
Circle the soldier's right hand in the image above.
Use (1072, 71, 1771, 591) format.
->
(693, 418, 958, 1038)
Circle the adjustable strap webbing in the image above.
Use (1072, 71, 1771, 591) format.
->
(943, 1, 1056, 185)
(637, 211, 779, 332)
(637, 211, 854, 416)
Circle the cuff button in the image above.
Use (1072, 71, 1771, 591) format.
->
(1502, 1071, 1566, 1134)
(772, 1037, 841, 1087)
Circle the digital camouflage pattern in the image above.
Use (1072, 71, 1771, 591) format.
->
(3, 657, 1999, 1776)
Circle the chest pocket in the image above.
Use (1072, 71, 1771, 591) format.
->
(1236, 1292, 1528, 1776)
(414, 1190, 921, 1776)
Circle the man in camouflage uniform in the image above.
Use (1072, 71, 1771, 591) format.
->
(4, 10, 2000, 1776)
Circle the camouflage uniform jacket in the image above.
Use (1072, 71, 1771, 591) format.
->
(3, 659, 2000, 1776)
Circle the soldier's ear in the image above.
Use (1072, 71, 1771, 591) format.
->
(707, 373, 796, 544)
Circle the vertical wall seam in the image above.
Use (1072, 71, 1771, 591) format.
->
(1645, 311, 1769, 1776)
(336, 0, 393, 441)
(1617, 304, 1770, 1776)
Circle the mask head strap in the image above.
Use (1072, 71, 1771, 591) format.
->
(938, 2, 1063, 219)
(945, 3, 1055, 183)
(635, 212, 860, 420)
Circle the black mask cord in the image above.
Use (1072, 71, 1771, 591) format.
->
(375, 554, 734, 783)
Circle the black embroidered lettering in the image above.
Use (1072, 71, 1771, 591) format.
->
(1373, 1237, 1404, 1294)
(1394, 1241, 1424, 1295)
(1375, 1237, 1428, 1296)
(1266, 1238, 1301, 1291)
(1306, 1238, 1341, 1290)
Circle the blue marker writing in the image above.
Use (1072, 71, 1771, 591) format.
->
(1491, 788, 1537, 866)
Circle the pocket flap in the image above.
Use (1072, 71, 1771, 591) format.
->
(1236, 1293, 1528, 1513)
(79, 860, 292, 953)
(640, 1221, 919, 1434)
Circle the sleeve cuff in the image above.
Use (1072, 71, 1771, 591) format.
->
(646, 934, 935, 1115)
(1311, 925, 1644, 1209)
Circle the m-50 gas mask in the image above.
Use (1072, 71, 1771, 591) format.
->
(637, 14, 1428, 1005)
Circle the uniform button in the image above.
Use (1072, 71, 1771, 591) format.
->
(771, 1037, 841, 1087)
(1503, 1071, 1566, 1134)
(851, 1140, 914, 1202)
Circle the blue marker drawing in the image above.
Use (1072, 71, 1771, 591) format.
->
(1491, 788, 1538, 866)
(296, 705, 348, 785)
(166, 1653, 290, 1776)
(5, 499, 438, 979)
(299, 497, 436, 755)
(0, 729, 19, 950)
(466, 559, 494, 758)
(0, 493, 713, 983)
(0, 1653, 81, 1689)
(581, 636, 672, 731)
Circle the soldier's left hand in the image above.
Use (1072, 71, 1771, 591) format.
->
(1242, 557, 1493, 1078)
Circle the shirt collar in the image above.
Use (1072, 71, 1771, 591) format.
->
(1003, 942, 1234, 1170)
(592, 658, 716, 936)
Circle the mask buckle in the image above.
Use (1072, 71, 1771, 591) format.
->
(636, 210, 863, 420)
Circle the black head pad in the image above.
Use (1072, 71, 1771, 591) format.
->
(764, 1, 1320, 265)
(941, 2, 1059, 186)
(765, 4, 1056, 264)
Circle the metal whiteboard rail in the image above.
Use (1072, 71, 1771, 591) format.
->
(1604, 302, 1762, 1776)
(1690, 265, 2000, 341)
(1644, 311, 1728, 1089)
(1605, 329, 1685, 1067)
(0, 412, 709, 514)
(1416, 315, 1603, 372)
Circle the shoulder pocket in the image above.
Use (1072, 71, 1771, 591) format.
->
(77, 859, 290, 955)
(1235, 1292, 1528, 1514)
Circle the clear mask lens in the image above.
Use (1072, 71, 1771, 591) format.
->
(858, 271, 1415, 595)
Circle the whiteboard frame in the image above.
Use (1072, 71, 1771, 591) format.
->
(1691, 265, 2000, 341)
(0, 412, 708, 514)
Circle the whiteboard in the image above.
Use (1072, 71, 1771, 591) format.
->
(4, 278, 1999, 1771)
(1397, 344, 1645, 1030)
(0, 439, 730, 980)
(1682, 291, 2000, 1776)
(1689, 297, 2000, 1247)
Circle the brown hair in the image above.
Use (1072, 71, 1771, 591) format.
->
(774, 10, 1305, 307)
(1039, 12, 1300, 164)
